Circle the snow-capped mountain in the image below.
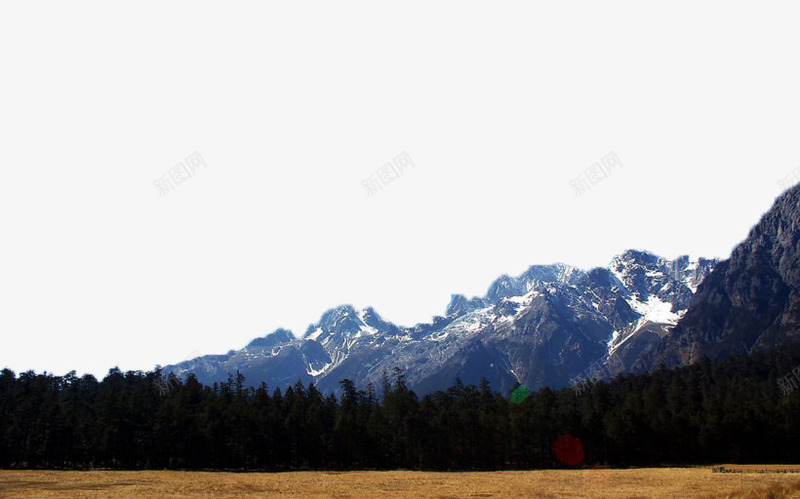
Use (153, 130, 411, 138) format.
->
(164, 251, 717, 394)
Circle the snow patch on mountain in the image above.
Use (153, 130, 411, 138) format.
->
(628, 295, 682, 325)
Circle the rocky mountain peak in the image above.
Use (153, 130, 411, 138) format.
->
(646, 185, 800, 368)
(246, 328, 295, 349)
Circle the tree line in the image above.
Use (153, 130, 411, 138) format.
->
(2, 343, 800, 470)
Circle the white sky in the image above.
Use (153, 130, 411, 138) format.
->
(2, 1, 800, 378)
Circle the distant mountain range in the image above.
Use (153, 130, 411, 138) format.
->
(164, 253, 720, 394)
(164, 185, 800, 395)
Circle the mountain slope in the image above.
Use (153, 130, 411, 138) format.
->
(646, 185, 800, 368)
(164, 251, 716, 394)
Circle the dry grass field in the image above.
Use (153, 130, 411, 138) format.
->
(2, 468, 800, 498)
(715, 465, 800, 474)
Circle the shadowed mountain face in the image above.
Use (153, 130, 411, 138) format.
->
(164, 252, 717, 395)
(645, 185, 800, 369)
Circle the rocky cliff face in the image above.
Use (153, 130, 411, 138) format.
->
(646, 186, 800, 368)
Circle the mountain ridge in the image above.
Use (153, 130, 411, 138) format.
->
(644, 184, 800, 369)
(164, 250, 718, 394)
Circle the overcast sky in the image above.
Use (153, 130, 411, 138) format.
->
(2, 1, 800, 377)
